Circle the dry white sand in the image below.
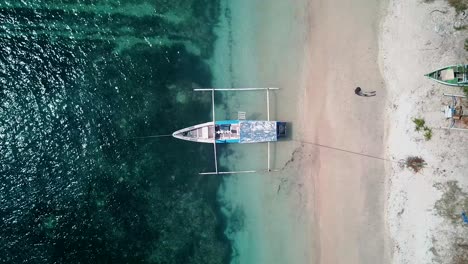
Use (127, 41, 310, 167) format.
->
(381, 0, 468, 263)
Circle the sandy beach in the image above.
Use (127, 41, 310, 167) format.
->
(297, 0, 468, 262)
(295, 0, 392, 262)
(381, 0, 468, 263)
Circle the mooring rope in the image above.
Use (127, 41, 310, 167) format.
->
(291, 139, 400, 164)
(130, 135, 397, 162)
(130, 134, 172, 139)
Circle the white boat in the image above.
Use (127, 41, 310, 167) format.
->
(172, 120, 286, 144)
(172, 87, 286, 174)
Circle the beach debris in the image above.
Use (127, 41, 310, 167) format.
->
(441, 93, 468, 131)
(462, 212, 468, 223)
(404, 156, 427, 173)
(282, 147, 303, 170)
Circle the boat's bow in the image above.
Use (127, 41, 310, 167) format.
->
(426, 64, 468, 87)
(172, 122, 215, 143)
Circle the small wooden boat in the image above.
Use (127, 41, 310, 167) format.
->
(425, 64, 468, 87)
(172, 87, 286, 174)
(172, 120, 287, 144)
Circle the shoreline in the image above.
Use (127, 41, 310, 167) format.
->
(210, 0, 315, 263)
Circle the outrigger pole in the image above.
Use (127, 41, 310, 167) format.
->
(443, 93, 466, 98)
(194, 88, 280, 92)
(195, 87, 280, 175)
(267, 88, 271, 172)
(212, 89, 218, 174)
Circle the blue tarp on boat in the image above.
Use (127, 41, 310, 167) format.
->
(239, 121, 277, 143)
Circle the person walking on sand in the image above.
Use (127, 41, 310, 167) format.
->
(354, 87, 376, 97)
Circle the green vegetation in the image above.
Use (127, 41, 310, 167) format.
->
(433, 181, 468, 263)
(413, 118, 426, 131)
(448, 0, 468, 12)
(424, 127, 433, 140)
(413, 118, 433, 140)
(454, 24, 468, 30)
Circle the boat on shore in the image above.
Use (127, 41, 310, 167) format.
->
(172, 120, 287, 144)
(425, 64, 468, 87)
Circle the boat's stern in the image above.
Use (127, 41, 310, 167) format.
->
(276, 122, 287, 138)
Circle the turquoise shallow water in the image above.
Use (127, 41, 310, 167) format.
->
(211, 0, 314, 263)
(0, 1, 231, 263)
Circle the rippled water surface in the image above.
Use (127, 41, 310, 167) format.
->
(0, 1, 229, 263)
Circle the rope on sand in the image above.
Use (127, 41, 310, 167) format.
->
(291, 139, 398, 163)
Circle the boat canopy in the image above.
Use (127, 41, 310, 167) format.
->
(441, 69, 455, 81)
(239, 121, 277, 143)
(201, 126, 209, 139)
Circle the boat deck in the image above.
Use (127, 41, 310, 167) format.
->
(173, 120, 283, 143)
(187, 125, 215, 139)
(216, 124, 240, 141)
(239, 121, 277, 143)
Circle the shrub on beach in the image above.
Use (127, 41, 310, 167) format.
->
(424, 127, 433, 141)
(448, 0, 468, 12)
(412, 117, 433, 141)
(413, 118, 426, 131)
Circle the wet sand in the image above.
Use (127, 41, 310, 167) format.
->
(297, 0, 392, 262)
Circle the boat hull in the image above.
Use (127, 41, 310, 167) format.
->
(425, 64, 468, 87)
(172, 122, 215, 143)
(172, 120, 287, 144)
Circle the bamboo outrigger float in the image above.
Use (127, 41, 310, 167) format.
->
(442, 93, 468, 131)
(425, 64, 468, 87)
(172, 88, 286, 175)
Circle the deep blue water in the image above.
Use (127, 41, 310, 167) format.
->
(0, 1, 230, 263)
